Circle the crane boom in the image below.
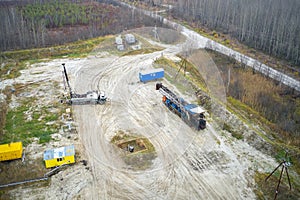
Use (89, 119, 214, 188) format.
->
(62, 63, 72, 98)
(60, 63, 107, 105)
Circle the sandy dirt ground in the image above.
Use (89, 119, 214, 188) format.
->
(68, 42, 276, 199)
(4, 33, 279, 200)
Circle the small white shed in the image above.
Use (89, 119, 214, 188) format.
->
(125, 34, 136, 44)
(115, 35, 123, 45)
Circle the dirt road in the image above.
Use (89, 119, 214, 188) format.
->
(71, 44, 260, 199)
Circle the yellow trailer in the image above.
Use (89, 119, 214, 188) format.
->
(0, 142, 23, 161)
(43, 145, 75, 168)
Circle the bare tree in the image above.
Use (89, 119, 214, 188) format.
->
(173, 0, 300, 65)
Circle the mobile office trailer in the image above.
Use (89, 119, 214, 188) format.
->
(139, 68, 164, 83)
(43, 145, 75, 168)
(0, 142, 23, 161)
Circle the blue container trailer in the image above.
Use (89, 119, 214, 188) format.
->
(139, 68, 164, 83)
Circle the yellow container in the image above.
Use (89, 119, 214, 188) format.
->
(0, 142, 23, 161)
(44, 145, 75, 168)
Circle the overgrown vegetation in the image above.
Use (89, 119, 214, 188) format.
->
(0, 0, 162, 51)
(222, 123, 243, 140)
(208, 50, 300, 147)
(0, 156, 49, 189)
(0, 35, 110, 80)
(254, 171, 300, 200)
(207, 49, 300, 197)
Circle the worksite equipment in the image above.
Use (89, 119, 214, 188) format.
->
(139, 68, 164, 83)
(125, 34, 136, 44)
(43, 145, 75, 168)
(62, 63, 107, 105)
(0, 142, 23, 161)
(265, 152, 292, 200)
(156, 83, 206, 130)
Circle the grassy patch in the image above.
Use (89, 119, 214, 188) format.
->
(0, 36, 110, 79)
(154, 56, 208, 91)
(111, 130, 134, 143)
(153, 56, 178, 70)
(122, 47, 164, 56)
(254, 171, 300, 200)
(44, 113, 59, 122)
(227, 96, 300, 154)
(1, 98, 61, 146)
(111, 130, 155, 154)
(0, 156, 49, 195)
(153, 56, 212, 111)
(222, 123, 243, 140)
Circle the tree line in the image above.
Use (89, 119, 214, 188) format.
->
(210, 50, 300, 145)
(0, 0, 161, 51)
(171, 0, 300, 66)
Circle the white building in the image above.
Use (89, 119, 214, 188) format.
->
(117, 44, 125, 51)
(115, 35, 123, 45)
(125, 34, 136, 44)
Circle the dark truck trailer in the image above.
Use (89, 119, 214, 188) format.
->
(139, 68, 164, 83)
(156, 83, 206, 130)
(181, 104, 206, 130)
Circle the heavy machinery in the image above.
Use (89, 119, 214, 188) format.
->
(156, 83, 206, 130)
(62, 63, 107, 105)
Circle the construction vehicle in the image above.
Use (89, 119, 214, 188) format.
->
(62, 63, 107, 105)
(156, 83, 206, 130)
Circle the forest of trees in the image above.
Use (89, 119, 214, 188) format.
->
(0, 0, 161, 51)
(2, 0, 299, 67)
(207, 50, 300, 146)
(171, 0, 300, 66)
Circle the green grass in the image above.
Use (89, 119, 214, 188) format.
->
(222, 123, 244, 140)
(1, 98, 62, 146)
(44, 113, 59, 122)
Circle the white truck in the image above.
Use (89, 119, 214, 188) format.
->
(62, 63, 107, 105)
